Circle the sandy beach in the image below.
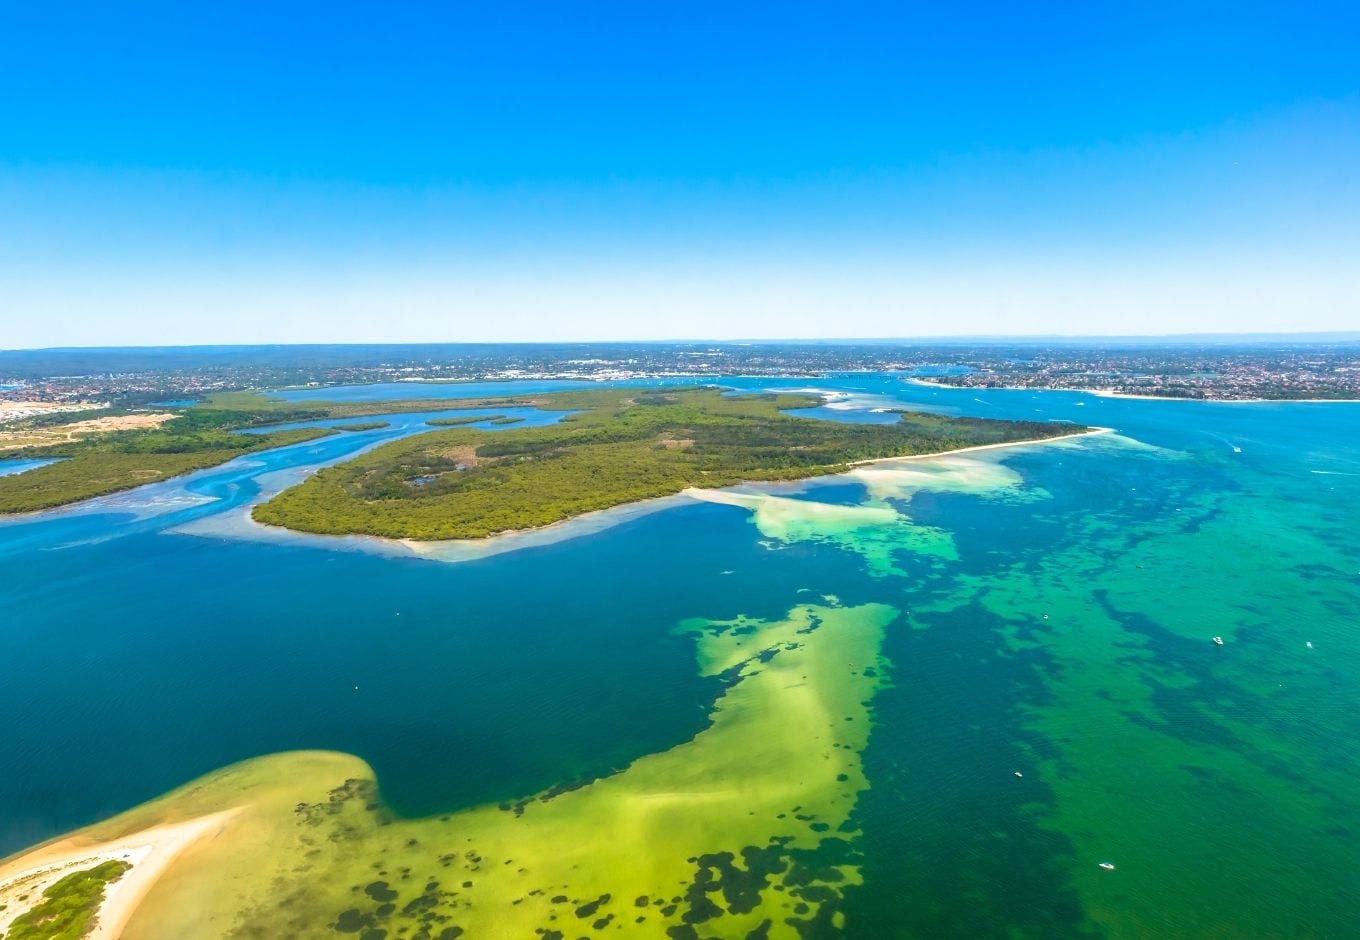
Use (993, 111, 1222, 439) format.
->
(847, 425, 1112, 467)
(0, 810, 237, 938)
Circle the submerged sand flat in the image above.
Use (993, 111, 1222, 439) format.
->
(686, 445, 1090, 576)
(2, 602, 894, 938)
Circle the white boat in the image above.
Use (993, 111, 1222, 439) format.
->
(1099, 862, 1116, 871)
(1212, 636, 1224, 646)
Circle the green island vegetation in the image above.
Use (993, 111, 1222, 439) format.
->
(3, 860, 131, 940)
(0, 408, 335, 514)
(333, 421, 389, 432)
(426, 414, 525, 427)
(425, 414, 508, 426)
(203, 390, 531, 417)
(254, 386, 1083, 540)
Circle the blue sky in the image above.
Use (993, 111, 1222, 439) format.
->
(2, 1, 1357, 346)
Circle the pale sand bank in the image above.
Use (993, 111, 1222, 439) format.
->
(0, 412, 176, 450)
(0, 810, 237, 938)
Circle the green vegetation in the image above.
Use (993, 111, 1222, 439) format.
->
(202, 390, 528, 417)
(0, 386, 515, 516)
(425, 414, 507, 426)
(0, 408, 333, 514)
(254, 386, 1082, 540)
(425, 414, 525, 427)
(3, 860, 130, 940)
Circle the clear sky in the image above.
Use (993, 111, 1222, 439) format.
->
(2, 1, 1357, 347)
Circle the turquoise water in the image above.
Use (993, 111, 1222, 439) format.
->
(2, 377, 1358, 936)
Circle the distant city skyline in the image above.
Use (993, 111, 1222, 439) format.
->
(2, 2, 1357, 346)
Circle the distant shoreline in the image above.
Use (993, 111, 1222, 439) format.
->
(902, 376, 1360, 403)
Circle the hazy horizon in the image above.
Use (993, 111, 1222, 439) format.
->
(7, 330, 1360, 359)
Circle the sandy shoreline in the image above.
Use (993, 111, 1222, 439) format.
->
(846, 425, 1112, 468)
(0, 809, 238, 938)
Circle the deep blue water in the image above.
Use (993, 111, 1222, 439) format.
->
(2, 375, 1358, 936)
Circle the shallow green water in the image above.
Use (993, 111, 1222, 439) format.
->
(1, 376, 1357, 937)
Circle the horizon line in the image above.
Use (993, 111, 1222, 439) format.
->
(5, 330, 1360, 354)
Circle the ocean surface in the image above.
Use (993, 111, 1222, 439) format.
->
(2, 375, 1357, 937)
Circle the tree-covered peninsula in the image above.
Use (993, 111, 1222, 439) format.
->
(254, 387, 1084, 540)
(0, 392, 526, 514)
(0, 409, 334, 514)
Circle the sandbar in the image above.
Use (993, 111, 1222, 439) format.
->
(0, 809, 238, 938)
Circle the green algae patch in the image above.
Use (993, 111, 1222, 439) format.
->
(91, 602, 897, 938)
(888, 437, 1360, 939)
